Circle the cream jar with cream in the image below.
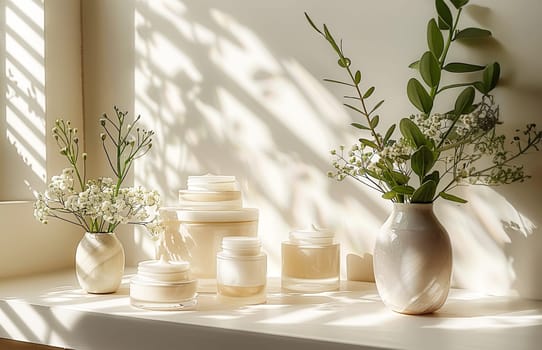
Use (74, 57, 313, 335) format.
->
(216, 236, 267, 304)
(160, 174, 259, 279)
(281, 227, 340, 292)
(130, 258, 197, 310)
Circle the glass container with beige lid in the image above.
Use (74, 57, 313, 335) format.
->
(282, 226, 340, 292)
(160, 175, 259, 280)
(216, 236, 267, 304)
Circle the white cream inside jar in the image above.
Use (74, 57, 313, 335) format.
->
(130, 258, 197, 310)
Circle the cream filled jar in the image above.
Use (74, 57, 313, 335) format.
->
(130, 259, 197, 310)
(160, 174, 259, 279)
(281, 227, 340, 292)
(216, 237, 267, 304)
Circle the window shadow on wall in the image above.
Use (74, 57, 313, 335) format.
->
(0, 0, 46, 201)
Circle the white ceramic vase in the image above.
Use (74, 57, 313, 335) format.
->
(75, 232, 125, 294)
(374, 203, 452, 315)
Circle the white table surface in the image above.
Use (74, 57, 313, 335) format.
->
(1, 269, 541, 350)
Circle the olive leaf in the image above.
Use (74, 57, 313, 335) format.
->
(454, 86, 475, 115)
(454, 27, 492, 40)
(363, 86, 375, 99)
(354, 70, 362, 84)
(420, 51, 441, 88)
(435, 0, 453, 29)
(383, 124, 396, 144)
(427, 19, 444, 59)
(407, 78, 433, 114)
(370, 115, 380, 128)
(423, 170, 440, 185)
(444, 62, 485, 73)
(450, 0, 469, 9)
(392, 185, 415, 195)
(382, 191, 397, 200)
(359, 138, 378, 149)
(411, 180, 437, 203)
(351, 123, 370, 130)
(390, 170, 410, 185)
(439, 191, 468, 203)
(400, 118, 427, 149)
(304, 12, 323, 35)
(475, 62, 500, 94)
(411, 145, 436, 179)
(409, 60, 420, 70)
(323, 78, 355, 87)
(368, 100, 385, 115)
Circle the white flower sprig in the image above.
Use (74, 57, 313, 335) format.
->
(34, 107, 163, 235)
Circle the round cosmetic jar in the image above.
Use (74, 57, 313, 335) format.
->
(179, 174, 242, 210)
(130, 259, 197, 310)
(160, 207, 259, 279)
(281, 227, 340, 292)
(217, 236, 267, 304)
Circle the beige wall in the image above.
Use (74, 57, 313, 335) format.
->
(81, 0, 542, 299)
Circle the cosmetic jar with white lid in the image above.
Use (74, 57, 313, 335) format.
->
(217, 236, 267, 304)
(130, 258, 197, 310)
(281, 226, 340, 292)
(179, 174, 242, 210)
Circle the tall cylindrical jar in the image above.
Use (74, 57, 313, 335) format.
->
(281, 227, 340, 292)
(374, 203, 452, 315)
(75, 232, 125, 294)
(216, 237, 267, 304)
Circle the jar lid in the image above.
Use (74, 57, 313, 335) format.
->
(137, 259, 190, 274)
(222, 236, 261, 250)
(289, 225, 335, 245)
(159, 207, 259, 222)
(178, 190, 242, 210)
(187, 174, 239, 192)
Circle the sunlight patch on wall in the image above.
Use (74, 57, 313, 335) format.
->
(1, 0, 45, 200)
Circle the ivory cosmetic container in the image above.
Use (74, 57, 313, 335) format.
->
(216, 237, 267, 304)
(130, 259, 197, 310)
(160, 175, 259, 279)
(281, 227, 340, 292)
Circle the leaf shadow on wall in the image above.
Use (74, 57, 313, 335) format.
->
(131, 0, 390, 277)
(128, 0, 542, 297)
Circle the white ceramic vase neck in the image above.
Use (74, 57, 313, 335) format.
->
(374, 203, 452, 315)
(75, 232, 125, 294)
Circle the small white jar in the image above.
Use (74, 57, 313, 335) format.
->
(216, 237, 267, 304)
(130, 258, 197, 310)
(282, 227, 340, 292)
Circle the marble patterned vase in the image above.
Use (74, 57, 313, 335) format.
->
(75, 232, 125, 294)
(374, 203, 452, 315)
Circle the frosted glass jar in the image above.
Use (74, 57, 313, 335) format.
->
(160, 208, 259, 279)
(281, 228, 340, 292)
(130, 259, 197, 311)
(217, 237, 267, 304)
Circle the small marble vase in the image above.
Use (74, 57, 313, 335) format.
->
(75, 232, 125, 294)
(374, 203, 452, 315)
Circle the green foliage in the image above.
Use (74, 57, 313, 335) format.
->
(306, 3, 542, 204)
(407, 78, 433, 114)
(454, 27, 491, 40)
(427, 19, 444, 58)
